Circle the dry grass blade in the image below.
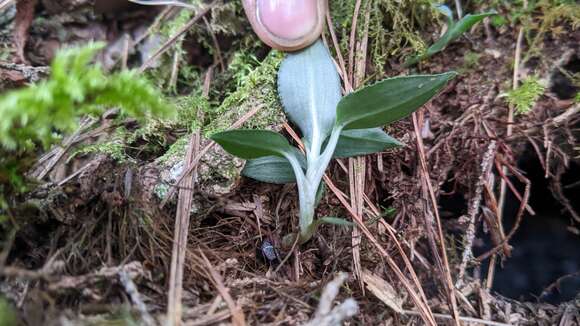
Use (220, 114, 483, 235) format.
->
(347, 0, 371, 295)
(32, 118, 96, 180)
(324, 12, 351, 92)
(348, 158, 364, 292)
(167, 132, 199, 326)
(454, 0, 463, 18)
(402, 310, 512, 326)
(492, 0, 528, 290)
(282, 122, 435, 324)
(476, 160, 531, 262)
(322, 174, 437, 325)
(412, 113, 460, 326)
(199, 251, 246, 326)
(185, 310, 231, 326)
(167, 68, 212, 326)
(347, 0, 362, 85)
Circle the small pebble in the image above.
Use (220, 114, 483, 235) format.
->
(260, 239, 280, 264)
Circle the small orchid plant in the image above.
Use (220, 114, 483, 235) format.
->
(212, 40, 455, 244)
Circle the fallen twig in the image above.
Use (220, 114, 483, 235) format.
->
(303, 272, 358, 326)
(412, 112, 461, 326)
(0, 61, 49, 82)
(457, 141, 496, 283)
(119, 270, 156, 326)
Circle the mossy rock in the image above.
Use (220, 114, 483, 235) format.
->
(151, 51, 286, 206)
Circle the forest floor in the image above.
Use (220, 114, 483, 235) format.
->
(0, 0, 579, 325)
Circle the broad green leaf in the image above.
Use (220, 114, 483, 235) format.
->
(242, 150, 306, 184)
(242, 128, 404, 183)
(242, 156, 297, 184)
(429, 12, 496, 55)
(447, 12, 497, 41)
(278, 40, 342, 146)
(336, 73, 456, 130)
(210, 129, 294, 159)
(333, 128, 402, 158)
(405, 11, 496, 67)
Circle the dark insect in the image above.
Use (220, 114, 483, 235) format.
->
(260, 239, 280, 264)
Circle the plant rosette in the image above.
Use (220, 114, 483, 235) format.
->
(212, 40, 456, 246)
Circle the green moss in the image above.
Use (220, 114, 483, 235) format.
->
(147, 1, 258, 92)
(204, 50, 285, 136)
(74, 130, 130, 163)
(330, 0, 434, 78)
(157, 136, 189, 166)
(520, 1, 580, 62)
(0, 297, 17, 326)
(460, 51, 482, 72)
(0, 43, 172, 208)
(208, 2, 247, 36)
(0, 43, 172, 151)
(506, 76, 546, 114)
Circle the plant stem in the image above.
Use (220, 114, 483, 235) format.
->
(284, 152, 313, 240)
(298, 126, 343, 242)
(310, 127, 342, 188)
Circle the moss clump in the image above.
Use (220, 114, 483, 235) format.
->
(153, 50, 286, 201)
(507, 76, 546, 114)
(76, 139, 129, 163)
(204, 50, 286, 136)
(0, 43, 173, 210)
(0, 43, 173, 151)
(460, 51, 482, 72)
(330, 0, 434, 78)
(73, 125, 137, 164)
(157, 136, 190, 166)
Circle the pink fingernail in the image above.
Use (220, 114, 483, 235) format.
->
(257, 0, 318, 40)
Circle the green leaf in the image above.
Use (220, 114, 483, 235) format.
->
(278, 40, 342, 147)
(428, 12, 496, 56)
(242, 128, 403, 183)
(242, 150, 306, 184)
(404, 11, 496, 67)
(336, 73, 456, 130)
(301, 216, 354, 244)
(210, 129, 294, 160)
(242, 156, 296, 184)
(447, 12, 497, 42)
(333, 128, 402, 158)
(315, 217, 354, 227)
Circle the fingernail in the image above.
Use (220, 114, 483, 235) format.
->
(256, 0, 318, 40)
